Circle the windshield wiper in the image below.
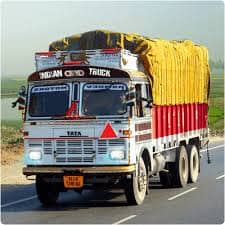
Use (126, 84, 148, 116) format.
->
(51, 115, 96, 120)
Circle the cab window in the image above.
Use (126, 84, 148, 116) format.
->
(135, 83, 151, 117)
(135, 84, 143, 117)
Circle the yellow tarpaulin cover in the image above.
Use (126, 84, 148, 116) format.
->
(49, 30, 210, 105)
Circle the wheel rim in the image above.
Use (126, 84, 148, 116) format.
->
(179, 147, 188, 185)
(125, 157, 147, 205)
(181, 158, 185, 177)
(190, 146, 199, 182)
(138, 164, 147, 192)
(136, 158, 147, 201)
(193, 154, 197, 171)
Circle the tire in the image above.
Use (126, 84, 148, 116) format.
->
(36, 176, 59, 206)
(187, 144, 200, 183)
(175, 145, 189, 187)
(125, 157, 148, 205)
(160, 146, 189, 188)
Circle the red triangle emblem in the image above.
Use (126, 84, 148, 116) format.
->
(100, 122, 117, 139)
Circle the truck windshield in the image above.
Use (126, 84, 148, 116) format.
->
(29, 85, 69, 117)
(82, 83, 127, 116)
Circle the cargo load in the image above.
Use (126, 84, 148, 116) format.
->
(49, 30, 210, 105)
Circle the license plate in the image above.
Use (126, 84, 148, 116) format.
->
(63, 176, 83, 188)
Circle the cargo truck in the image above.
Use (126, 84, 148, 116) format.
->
(22, 30, 210, 205)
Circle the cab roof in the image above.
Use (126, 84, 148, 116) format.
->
(27, 65, 148, 83)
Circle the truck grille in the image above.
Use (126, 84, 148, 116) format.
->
(27, 138, 126, 164)
(55, 140, 95, 163)
(98, 139, 126, 154)
(43, 140, 53, 154)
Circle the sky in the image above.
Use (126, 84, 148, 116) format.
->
(1, 1, 224, 76)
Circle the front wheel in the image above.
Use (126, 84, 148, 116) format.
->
(36, 176, 59, 206)
(125, 157, 148, 205)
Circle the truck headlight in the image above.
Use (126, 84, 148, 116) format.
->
(110, 150, 125, 160)
(28, 149, 42, 160)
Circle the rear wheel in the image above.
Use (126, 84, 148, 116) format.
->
(187, 144, 200, 183)
(176, 145, 189, 187)
(125, 156, 148, 205)
(160, 145, 189, 188)
(36, 176, 59, 206)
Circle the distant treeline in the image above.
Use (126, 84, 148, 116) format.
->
(209, 59, 224, 69)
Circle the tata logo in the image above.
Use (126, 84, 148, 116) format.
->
(39, 70, 63, 79)
(64, 70, 85, 77)
(67, 131, 82, 136)
(89, 68, 111, 77)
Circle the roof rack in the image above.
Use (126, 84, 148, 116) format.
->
(35, 48, 142, 72)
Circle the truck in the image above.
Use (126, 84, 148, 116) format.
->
(21, 30, 210, 206)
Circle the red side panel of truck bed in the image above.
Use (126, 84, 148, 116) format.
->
(152, 103, 208, 138)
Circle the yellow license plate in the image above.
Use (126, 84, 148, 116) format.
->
(63, 176, 83, 188)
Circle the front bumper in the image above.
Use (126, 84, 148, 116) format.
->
(23, 165, 136, 176)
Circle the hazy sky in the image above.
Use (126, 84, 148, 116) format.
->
(1, 1, 224, 76)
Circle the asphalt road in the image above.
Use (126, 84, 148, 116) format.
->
(1, 140, 224, 224)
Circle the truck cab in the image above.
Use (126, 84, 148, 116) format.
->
(23, 66, 151, 166)
(22, 49, 155, 205)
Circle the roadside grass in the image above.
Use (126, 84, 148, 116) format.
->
(1, 120, 23, 130)
(208, 74, 224, 132)
(1, 76, 26, 145)
(1, 120, 23, 165)
(1, 121, 23, 144)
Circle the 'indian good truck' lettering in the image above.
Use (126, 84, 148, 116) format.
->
(39, 70, 63, 79)
(89, 68, 111, 77)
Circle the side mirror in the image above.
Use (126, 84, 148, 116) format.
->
(141, 97, 153, 108)
(19, 85, 26, 95)
(12, 86, 27, 110)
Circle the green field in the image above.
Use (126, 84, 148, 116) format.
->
(208, 74, 224, 131)
(1, 120, 23, 129)
(1, 77, 26, 97)
(1, 74, 224, 144)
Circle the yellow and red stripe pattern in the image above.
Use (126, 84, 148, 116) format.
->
(152, 103, 208, 138)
